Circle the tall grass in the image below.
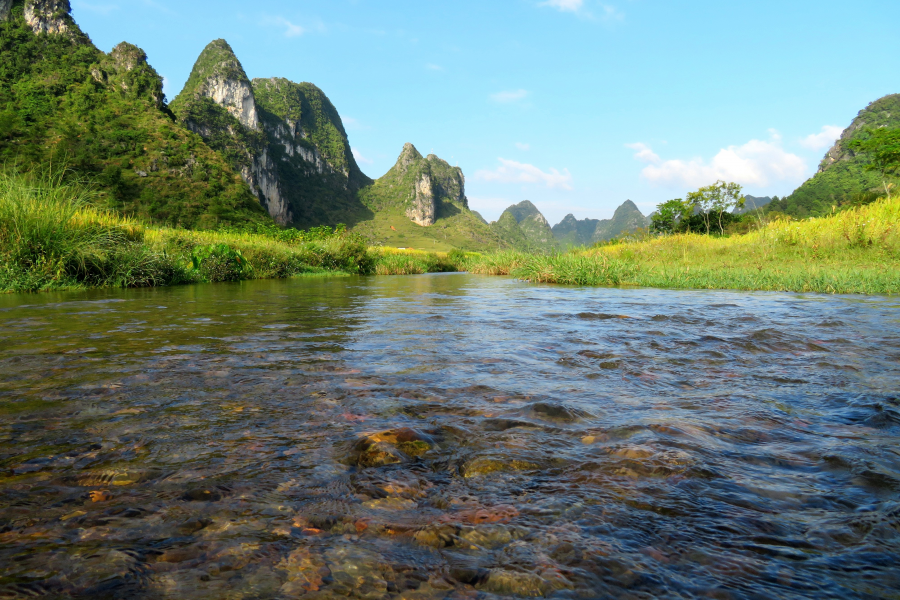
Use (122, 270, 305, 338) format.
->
(0, 169, 379, 292)
(467, 194, 900, 295)
(0, 169, 181, 291)
(371, 248, 463, 275)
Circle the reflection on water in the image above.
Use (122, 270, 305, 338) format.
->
(1, 274, 899, 599)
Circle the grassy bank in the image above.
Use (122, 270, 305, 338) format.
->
(0, 170, 378, 292)
(465, 194, 900, 294)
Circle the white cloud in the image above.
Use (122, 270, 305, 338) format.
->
(800, 125, 843, 151)
(352, 148, 373, 165)
(628, 133, 807, 189)
(260, 16, 305, 37)
(515, 142, 530, 151)
(476, 158, 573, 190)
(625, 142, 660, 164)
(341, 116, 368, 132)
(490, 89, 529, 103)
(539, 0, 623, 21)
(426, 63, 444, 71)
(541, 0, 583, 12)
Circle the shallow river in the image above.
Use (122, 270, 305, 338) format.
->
(1, 274, 899, 600)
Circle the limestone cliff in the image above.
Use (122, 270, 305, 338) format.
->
(171, 41, 372, 226)
(24, 0, 72, 34)
(358, 143, 467, 227)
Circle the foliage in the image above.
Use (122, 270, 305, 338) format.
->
(0, 8, 269, 228)
(650, 198, 692, 234)
(848, 127, 900, 183)
(685, 181, 745, 235)
(190, 243, 252, 282)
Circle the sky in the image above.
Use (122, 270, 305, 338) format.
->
(71, 0, 900, 225)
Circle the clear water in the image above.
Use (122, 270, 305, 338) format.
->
(1, 274, 899, 599)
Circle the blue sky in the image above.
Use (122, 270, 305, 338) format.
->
(72, 0, 900, 224)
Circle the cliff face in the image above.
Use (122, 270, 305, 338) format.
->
(552, 200, 650, 247)
(24, 0, 72, 34)
(171, 42, 371, 226)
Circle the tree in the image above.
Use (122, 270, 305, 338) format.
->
(685, 181, 745, 235)
(650, 198, 692, 234)
(848, 127, 900, 195)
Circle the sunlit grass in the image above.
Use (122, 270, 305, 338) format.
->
(466, 194, 900, 294)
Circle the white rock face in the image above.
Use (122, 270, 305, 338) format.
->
(24, 0, 71, 34)
(0, 0, 14, 21)
(204, 76, 259, 131)
(406, 173, 436, 226)
(252, 150, 292, 225)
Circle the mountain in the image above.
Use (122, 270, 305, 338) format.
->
(0, 0, 269, 228)
(770, 94, 900, 217)
(490, 200, 557, 252)
(351, 143, 508, 251)
(170, 40, 372, 227)
(734, 195, 773, 214)
(552, 200, 650, 247)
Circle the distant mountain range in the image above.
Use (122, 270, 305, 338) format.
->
(734, 195, 773, 214)
(487, 199, 651, 251)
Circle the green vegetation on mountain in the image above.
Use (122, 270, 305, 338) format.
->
(0, 3, 269, 228)
(770, 94, 900, 218)
(552, 200, 650, 248)
(490, 200, 557, 252)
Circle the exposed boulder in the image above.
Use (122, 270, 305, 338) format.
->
(24, 0, 72, 35)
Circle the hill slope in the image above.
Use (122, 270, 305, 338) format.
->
(0, 1, 269, 228)
(770, 94, 900, 217)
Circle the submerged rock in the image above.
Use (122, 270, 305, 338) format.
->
(347, 428, 437, 468)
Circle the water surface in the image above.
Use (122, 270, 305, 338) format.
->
(1, 274, 899, 599)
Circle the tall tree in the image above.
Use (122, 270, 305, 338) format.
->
(686, 181, 745, 235)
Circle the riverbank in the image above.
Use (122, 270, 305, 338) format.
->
(465, 193, 900, 295)
(3, 170, 898, 294)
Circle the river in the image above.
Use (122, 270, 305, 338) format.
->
(1, 274, 898, 599)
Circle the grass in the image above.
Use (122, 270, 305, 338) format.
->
(465, 194, 900, 295)
(0, 169, 378, 292)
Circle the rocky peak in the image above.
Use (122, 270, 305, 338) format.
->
(177, 39, 259, 131)
(395, 143, 423, 171)
(99, 42, 164, 107)
(24, 0, 72, 34)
